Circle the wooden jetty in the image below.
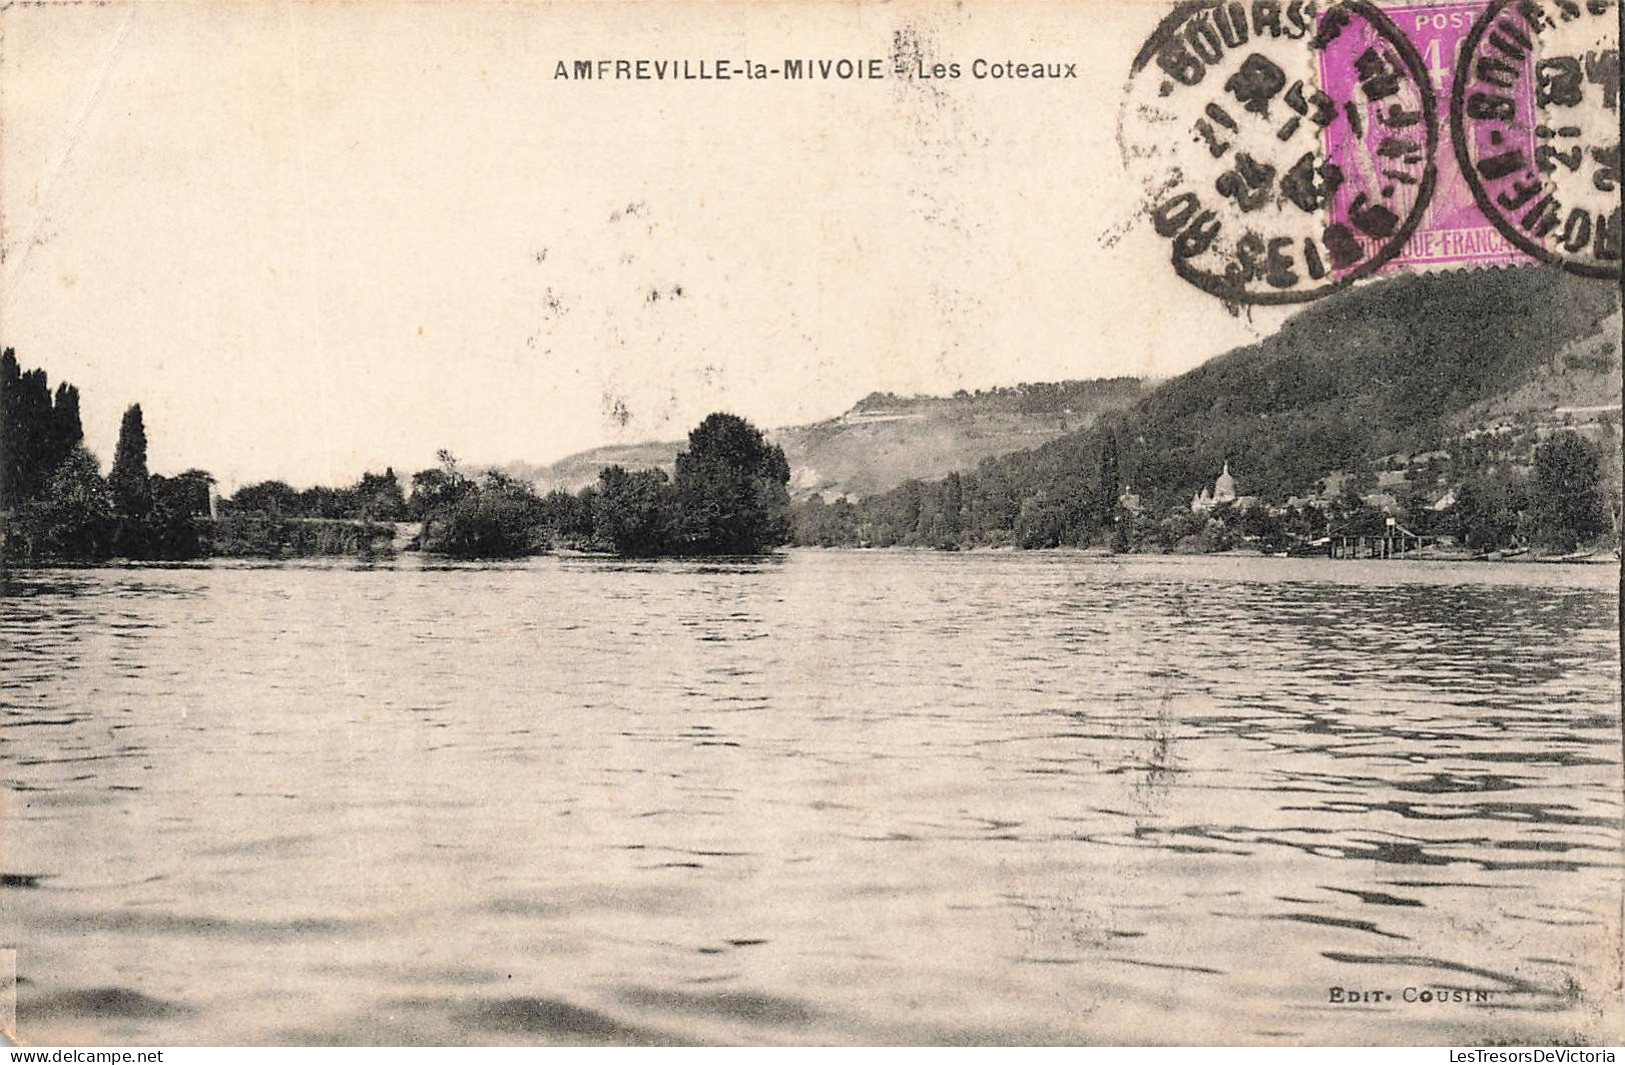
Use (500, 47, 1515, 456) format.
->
(1327, 518, 1434, 560)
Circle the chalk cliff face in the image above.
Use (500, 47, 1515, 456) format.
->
(500, 379, 1147, 501)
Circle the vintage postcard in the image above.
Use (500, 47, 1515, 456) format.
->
(0, 0, 1620, 1049)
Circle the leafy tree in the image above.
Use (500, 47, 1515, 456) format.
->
(826, 496, 860, 547)
(592, 465, 676, 557)
(876, 480, 924, 546)
(1450, 475, 1529, 551)
(539, 488, 594, 542)
(672, 413, 791, 554)
(19, 447, 115, 561)
(148, 469, 216, 559)
(354, 468, 407, 521)
(1530, 433, 1611, 552)
(316, 485, 364, 519)
(868, 520, 900, 548)
(1236, 505, 1290, 552)
(431, 470, 542, 559)
(965, 463, 1017, 541)
(792, 493, 862, 547)
(220, 469, 405, 524)
(1014, 490, 1068, 548)
(221, 480, 301, 516)
(408, 450, 473, 520)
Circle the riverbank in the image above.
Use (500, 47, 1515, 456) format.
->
(207, 515, 401, 559)
(3, 530, 1618, 567)
(786, 542, 1623, 565)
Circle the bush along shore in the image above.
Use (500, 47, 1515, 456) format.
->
(404, 413, 792, 559)
(209, 516, 400, 561)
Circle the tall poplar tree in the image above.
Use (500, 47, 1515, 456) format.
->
(1097, 430, 1120, 532)
(110, 403, 151, 517)
(2, 349, 88, 510)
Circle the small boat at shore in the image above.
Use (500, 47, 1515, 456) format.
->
(1285, 537, 1331, 558)
(1532, 548, 1618, 564)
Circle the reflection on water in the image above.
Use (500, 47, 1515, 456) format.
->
(1, 552, 1618, 1045)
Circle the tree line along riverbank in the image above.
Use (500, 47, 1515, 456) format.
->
(3, 335, 1618, 565)
(0, 350, 795, 564)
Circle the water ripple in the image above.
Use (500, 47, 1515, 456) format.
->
(1, 552, 1617, 1045)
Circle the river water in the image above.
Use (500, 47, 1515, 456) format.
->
(1, 551, 1620, 1046)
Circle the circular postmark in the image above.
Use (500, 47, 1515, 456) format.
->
(1122, 0, 1439, 304)
(1450, 0, 1621, 279)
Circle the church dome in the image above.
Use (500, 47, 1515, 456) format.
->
(1214, 461, 1237, 501)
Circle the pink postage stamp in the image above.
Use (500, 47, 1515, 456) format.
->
(1321, 1, 1536, 271)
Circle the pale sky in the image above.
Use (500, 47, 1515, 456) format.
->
(1, 0, 1296, 490)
